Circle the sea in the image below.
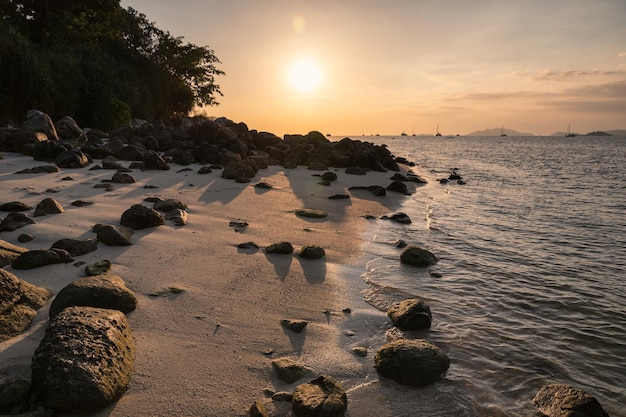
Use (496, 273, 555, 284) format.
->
(331, 135, 626, 417)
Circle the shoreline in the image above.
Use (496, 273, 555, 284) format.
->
(0, 151, 418, 416)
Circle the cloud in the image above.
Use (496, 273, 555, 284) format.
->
(619, 52, 626, 57)
(513, 70, 625, 81)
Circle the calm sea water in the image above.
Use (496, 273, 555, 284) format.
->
(338, 135, 625, 417)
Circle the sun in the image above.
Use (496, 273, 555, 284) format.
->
(287, 59, 323, 93)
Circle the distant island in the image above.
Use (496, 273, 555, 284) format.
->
(466, 127, 534, 137)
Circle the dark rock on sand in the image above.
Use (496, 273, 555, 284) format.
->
(197, 166, 213, 174)
(71, 199, 95, 207)
(34, 197, 64, 217)
(321, 171, 338, 182)
(266, 242, 294, 255)
(153, 198, 188, 212)
(296, 209, 328, 219)
(49, 274, 137, 318)
(120, 204, 164, 230)
(298, 245, 326, 259)
(50, 238, 97, 257)
(387, 298, 432, 330)
(533, 384, 609, 417)
(11, 248, 73, 270)
(254, 181, 272, 189)
(142, 149, 170, 170)
(55, 149, 91, 168)
(345, 167, 367, 175)
(0, 269, 51, 342)
(85, 259, 112, 276)
(400, 245, 438, 267)
(238, 242, 259, 251)
(328, 194, 350, 200)
(352, 346, 368, 357)
(281, 319, 308, 333)
(390, 173, 409, 181)
(165, 209, 188, 226)
(0, 239, 28, 267)
(381, 212, 411, 224)
(448, 171, 462, 180)
(272, 357, 308, 383)
(111, 172, 136, 184)
(374, 339, 450, 386)
(31, 306, 135, 413)
(18, 233, 34, 243)
(386, 180, 409, 194)
(0, 212, 36, 231)
(292, 375, 348, 417)
(249, 400, 269, 417)
(0, 201, 32, 212)
(93, 224, 134, 246)
(395, 239, 408, 248)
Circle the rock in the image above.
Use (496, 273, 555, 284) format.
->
(291, 375, 348, 417)
(111, 172, 136, 184)
(345, 167, 367, 175)
(400, 245, 438, 267)
(387, 298, 432, 330)
(85, 259, 112, 276)
(93, 223, 134, 246)
(23, 110, 58, 141)
(272, 391, 293, 401)
(153, 198, 188, 212)
(352, 347, 368, 357)
(298, 245, 326, 259)
(142, 149, 170, 170)
(381, 212, 411, 224)
(387, 180, 408, 194)
(31, 306, 135, 413)
(249, 400, 269, 417)
(266, 242, 294, 254)
(390, 173, 408, 181)
(533, 384, 609, 417)
(272, 357, 308, 383)
(448, 171, 462, 180)
(321, 171, 338, 181)
(374, 339, 450, 386)
(50, 238, 98, 256)
(254, 181, 272, 189)
(49, 274, 137, 318)
(34, 197, 64, 217)
(18, 233, 34, 243)
(149, 286, 185, 297)
(238, 242, 259, 251)
(394, 239, 407, 248)
(328, 194, 350, 200)
(55, 116, 82, 139)
(11, 248, 73, 270)
(296, 209, 328, 219)
(0, 212, 36, 231)
(165, 208, 188, 226)
(71, 199, 95, 207)
(348, 185, 386, 196)
(120, 204, 164, 230)
(55, 149, 91, 168)
(0, 201, 32, 211)
(0, 239, 28, 267)
(0, 374, 31, 412)
(0, 269, 51, 342)
(222, 161, 256, 181)
(281, 319, 308, 333)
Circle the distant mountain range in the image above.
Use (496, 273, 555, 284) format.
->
(465, 128, 626, 137)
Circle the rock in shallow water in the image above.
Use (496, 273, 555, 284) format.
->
(291, 375, 347, 417)
(399, 245, 438, 267)
(374, 339, 450, 386)
(387, 298, 432, 330)
(532, 384, 609, 417)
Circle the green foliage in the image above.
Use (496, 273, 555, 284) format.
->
(0, 1, 223, 129)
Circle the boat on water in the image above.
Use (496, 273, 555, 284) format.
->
(565, 123, 576, 137)
(435, 123, 442, 137)
(401, 131, 408, 136)
(500, 125, 507, 137)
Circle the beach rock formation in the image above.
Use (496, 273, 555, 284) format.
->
(93, 223, 134, 246)
(387, 180, 409, 194)
(165, 208, 188, 226)
(272, 357, 308, 383)
(85, 259, 112, 276)
(49, 274, 137, 318)
(291, 375, 348, 417)
(249, 400, 269, 417)
(23, 110, 59, 141)
(298, 245, 326, 259)
(0, 374, 31, 413)
(295, 209, 328, 219)
(120, 204, 164, 230)
(0, 212, 36, 231)
(348, 185, 386, 196)
(532, 384, 609, 417)
(265, 242, 294, 254)
(11, 248, 73, 270)
(387, 298, 432, 330)
(0, 201, 32, 211)
(31, 306, 135, 413)
(55, 149, 91, 168)
(33, 198, 64, 217)
(153, 198, 188, 212)
(374, 339, 450, 386)
(0, 269, 51, 342)
(55, 116, 83, 140)
(382, 212, 412, 224)
(0, 239, 28, 267)
(281, 319, 308, 333)
(50, 237, 98, 257)
(400, 245, 438, 267)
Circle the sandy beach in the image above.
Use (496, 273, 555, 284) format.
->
(0, 151, 416, 416)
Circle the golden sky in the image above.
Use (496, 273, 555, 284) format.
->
(121, 0, 626, 136)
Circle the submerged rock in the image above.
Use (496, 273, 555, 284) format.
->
(400, 245, 438, 267)
(374, 339, 450, 386)
(387, 298, 432, 330)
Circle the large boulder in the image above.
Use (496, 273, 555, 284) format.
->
(34, 197, 64, 217)
(23, 110, 59, 141)
(272, 357, 308, 383)
(50, 238, 98, 257)
(400, 245, 438, 267)
(11, 248, 73, 270)
(31, 306, 135, 413)
(120, 204, 164, 230)
(387, 298, 432, 330)
(291, 375, 348, 417)
(0, 239, 28, 267)
(49, 274, 137, 318)
(0, 212, 36, 232)
(0, 269, 51, 342)
(532, 384, 609, 417)
(93, 224, 134, 246)
(374, 339, 450, 386)
(55, 116, 83, 140)
(55, 149, 91, 168)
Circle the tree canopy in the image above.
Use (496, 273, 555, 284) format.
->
(0, 0, 224, 129)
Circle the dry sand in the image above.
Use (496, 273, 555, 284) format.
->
(0, 152, 417, 416)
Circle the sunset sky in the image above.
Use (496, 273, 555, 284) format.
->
(121, 0, 626, 136)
